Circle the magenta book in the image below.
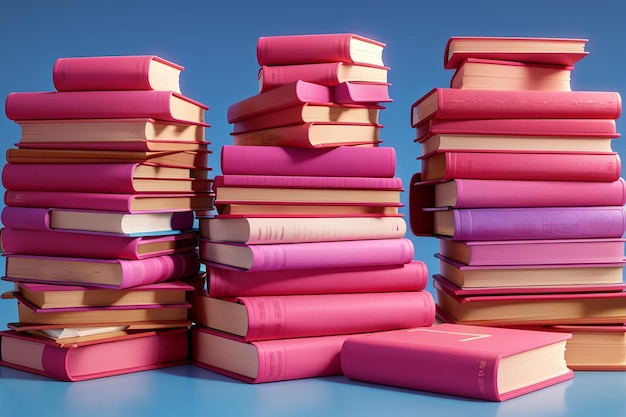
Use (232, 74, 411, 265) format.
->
(15, 139, 210, 153)
(341, 323, 572, 401)
(220, 144, 396, 177)
(332, 82, 392, 103)
(213, 174, 403, 190)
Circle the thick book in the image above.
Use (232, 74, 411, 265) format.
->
(4, 249, 200, 289)
(5, 90, 208, 125)
(0, 328, 189, 382)
(52, 55, 183, 92)
(216, 203, 401, 218)
(206, 261, 428, 297)
(1, 206, 196, 236)
(199, 238, 414, 272)
(419, 151, 622, 182)
(191, 326, 348, 383)
(231, 122, 382, 148)
(220, 144, 396, 177)
(256, 33, 385, 66)
(341, 323, 573, 401)
(410, 88, 622, 128)
(200, 216, 406, 244)
(191, 290, 435, 341)
(443, 36, 588, 69)
(258, 62, 389, 93)
(332, 81, 392, 103)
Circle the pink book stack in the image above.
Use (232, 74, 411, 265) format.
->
(189, 33, 436, 383)
(409, 36, 626, 371)
(0, 55, 213, 381)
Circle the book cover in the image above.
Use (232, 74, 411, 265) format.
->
(341, 323, 573, 401)
(332, 81, 392, 103)
(191, 290, 435, 341)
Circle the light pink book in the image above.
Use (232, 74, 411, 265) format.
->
(0, 328, 189, 381)
(341, 323, 573, 401)
(332, 81, 392, 103)
(191, 290, 435, 341)
(206, 261, 428, 297)
(220, 144, 396, 177)
(199, 238, 414, 272)
(15, 139, 210, 152)
(53, 55, 183, 92)
(213, 174, 403, 190)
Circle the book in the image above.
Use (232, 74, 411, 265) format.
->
(4, 250, 200, 288)
(438, 237, 626, 266)
(220, 144, 396, 177)
(258, 63, 389, 93)
(15, 139, 211, 153)
(410, 88, 622, 128)
(332, 81, 392, 103)
(200, 216, 406, 244)
(232, 102, 382, 133)
(1, 228, 198, 259)
(449, 58, 573, 91)
(4, 190, 214, 213)
(0, 328, 189, 381)
(190, 290, 435, 341)
(256, 33, 385, 66)
(191, 326, 349, 383)
(52, 55, 183, 92)
(5, 90, 208, 125)
(1, 206, 196, 236)
(18, 325, 132, 346)
(206, 261, 428, 297)
(443, 36, 588, 69)
(340, 323, 573, 401)
(419, 151, 622, 182)
(227, 80, 332, 123)
(217, 203, 401, 217)
(231, 122, 382, 148)
(14, 118, 206, 143)
(199, 238, 414, 272)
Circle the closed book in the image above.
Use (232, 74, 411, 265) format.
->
(206, 261, 428, 297)
(217, 203, 400, 218)
(52, 55, 183, 92)
(332, 81, 392, 103)
(5, 90, 208, 125)
(220, 144, 396, 177)
(191, 327, 348, 383)
(190, 290, 435, 341)
(15, 139, 211, 152)
(0, 328, 189, 382)
(410, 88, 622, 128)
(199, 238, 414, 272)
(341, 323, 572, 401)
(256, 33, 385, 66)
(4, 250, 200, 288)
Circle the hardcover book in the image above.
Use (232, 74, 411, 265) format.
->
(216, 203, 401, 218)
(332, 81, 392, 103)
(15, 139, 211, 152)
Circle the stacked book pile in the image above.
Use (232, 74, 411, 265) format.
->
(0, 55, 213, 381)
(409, 36, 626, 371)
(189, 33, 436, 383)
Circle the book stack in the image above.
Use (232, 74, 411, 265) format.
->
(0, 55, 214, 381)
(189, 33, 436, 383)
(409, 36, 626, 371)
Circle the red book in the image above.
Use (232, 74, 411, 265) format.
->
(5, 91, 208, 125)
(410, 88, 622, 128)
(256, 33, 386, 66)
(341, 323, 573, 401)
(52, 55, 184, 92)
(258, 62, 389, 93)
(206, 261, 428, 297)
(199, 238, 414, 272)
(0, 329, 189, 382)
(220, 144, 396, 177)
(332, 81, 392, 103)
(15, 139, 211, 153)
(213, 174, 403, 189)
(191, 327, 348, 383)
(191, 290, 435, 341)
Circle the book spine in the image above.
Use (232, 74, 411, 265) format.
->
(257, 34, 352, 65)
(0, 206, 51, 231)
(332, 82, 392, 104)
(117, 250, 201, 288)
(213, 174, 403, 190)
(260, 63, 341, 92)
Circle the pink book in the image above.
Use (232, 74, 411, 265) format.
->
(341, 323, 573, 401)
(332, 82, 392, 103)
(5, 91, 208, 125)
(15, 140, 210, 153)
(1, 228, 198, 260)
(213, 174, 403, 190)
(256, 33, 386, 66)
(191, 290, 435, 341)
(53, 55, 183, 92)
(206, 261, 429, 297)
(410, 88, 622, 127)
(191, 327, 348, 383)
(199, 238, 414, 272)
(220, 144, 396, 177)
(0, 329, 189, 382)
